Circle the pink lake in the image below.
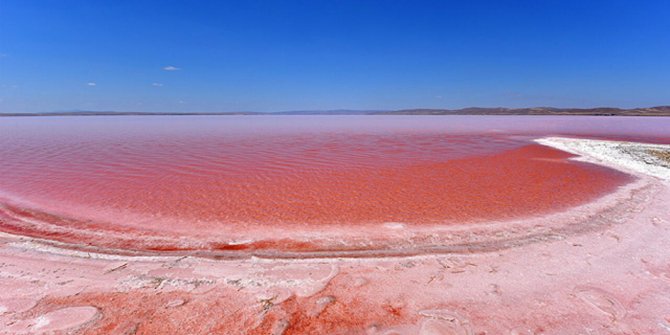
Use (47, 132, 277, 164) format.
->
(0, 115, 668, 255)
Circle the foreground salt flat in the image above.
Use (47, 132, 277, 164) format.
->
(1, 137, 669, 334)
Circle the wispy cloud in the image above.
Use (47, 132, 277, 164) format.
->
(152, 82, 164, 87)
(163, 65, 180, 71)
(87, 82, 96, 86)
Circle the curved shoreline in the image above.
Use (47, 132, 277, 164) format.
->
(0, 137, 667, 260)
(0, 137, 656, 259)
(0, 176, 658, 261)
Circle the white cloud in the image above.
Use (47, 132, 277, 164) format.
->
(87, 82, 96, 86)
(163, 65, 180, 71)
(152, 82, 164, 87)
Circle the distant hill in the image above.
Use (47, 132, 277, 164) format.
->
(373, 106, 670, 116)
(2, 106, 670, 117)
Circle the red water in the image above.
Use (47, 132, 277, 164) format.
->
(0, 115, 667, 253)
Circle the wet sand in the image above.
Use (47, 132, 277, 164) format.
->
(1, 136, 670, 334)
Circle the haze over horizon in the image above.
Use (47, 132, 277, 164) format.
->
(1, 0, 669, 114)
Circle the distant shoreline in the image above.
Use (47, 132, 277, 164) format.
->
(2, 106, 670, 117)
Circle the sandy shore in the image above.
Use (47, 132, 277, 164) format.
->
(1, 137, 669, 334)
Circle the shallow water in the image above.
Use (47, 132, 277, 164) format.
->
(0, 115, 668, 252)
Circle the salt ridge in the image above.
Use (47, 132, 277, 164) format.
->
(536, 136, 670, 180)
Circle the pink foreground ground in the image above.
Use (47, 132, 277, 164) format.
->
(1, 142, 670, 334)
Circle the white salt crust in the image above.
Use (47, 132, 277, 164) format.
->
(535, 137, 670, 181)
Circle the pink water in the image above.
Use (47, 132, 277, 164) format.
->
(0, 115, 668, 253)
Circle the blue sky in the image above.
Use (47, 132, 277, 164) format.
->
(1, 0, 669, 113)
